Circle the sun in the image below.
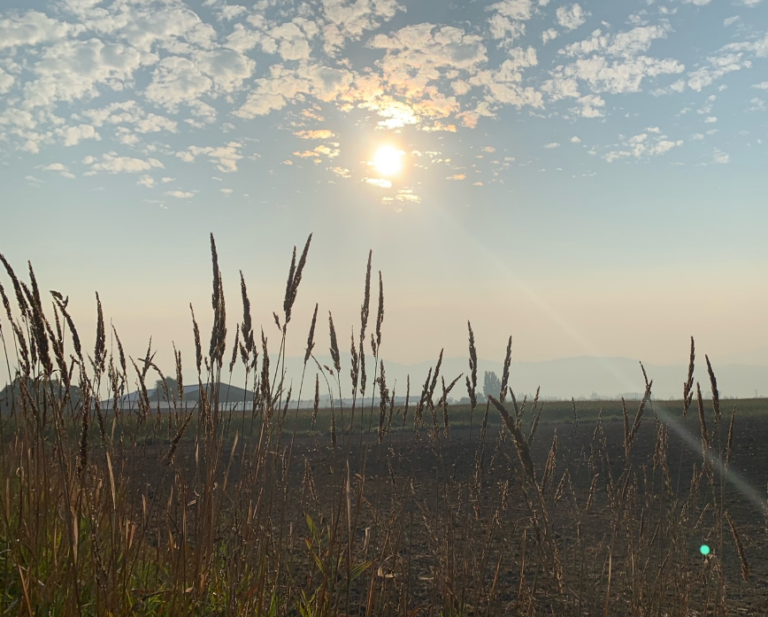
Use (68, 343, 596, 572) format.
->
(373, 145, 404, 176)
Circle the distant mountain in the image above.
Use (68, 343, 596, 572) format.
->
(716, 346, 768, 368)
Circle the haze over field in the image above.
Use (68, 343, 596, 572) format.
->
(1, 0, 767, 398)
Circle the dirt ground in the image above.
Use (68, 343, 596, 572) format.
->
(122, 411, 768, 615)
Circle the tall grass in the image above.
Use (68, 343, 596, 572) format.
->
(0, 235, 764, 616)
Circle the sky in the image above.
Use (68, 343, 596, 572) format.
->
(1, 0, 767, 397)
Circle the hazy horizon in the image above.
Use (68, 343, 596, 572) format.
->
(1, 0, 766, 394)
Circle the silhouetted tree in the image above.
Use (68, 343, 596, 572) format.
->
(483, 371, 501, 399)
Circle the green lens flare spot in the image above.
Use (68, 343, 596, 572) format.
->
(700, 544, 711, 556)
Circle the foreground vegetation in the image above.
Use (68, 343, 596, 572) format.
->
(0, 234, 764, 615)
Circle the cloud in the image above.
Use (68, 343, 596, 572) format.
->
(144, 55, 213, 113)
(753, 81, 768, 89)
(220, 187, 233, 193)
(365, 177, 392, 188)
(87, 152, 164, 173)
(165, 190, 194, 198)
(604, 132, 683, 161)
(548, 25, 684, 99)
(713, 149, 729, 164)
(41, 162, 66, 171)
(137, 175, 155, 187)
(262, 21, 313, 61)
(723, 16, 741, 27)
(40, 162, 76, 178)
(136, 113, 178, 133)
(236, 63, 354, 118)
(294, 129, 335, 139)
(322, 0, 406, 44)
(488, 0, 534, 22)
(447, 173, 466, 180)
(556, 4, 588, 31)
(0, 10, 80, 50)
(0, 69, 14, 94)
(394, 188, 421, 203)
(544, 142, 560, 148)
(175, 142, 243, 172)
(573, 93, 605, 117)
(704, 116, 717, 123)
(469, 46, 542, 111)
(687, 54, 751, 92)
(195, 48, 255, 92)
(489, 14, 527, 41)
(542, 28, 558, 44)
(570, 136, 581, 143)
(329, 166, 350, 177)
(57, 123, 101, 146)
(23, 38, 148, 108)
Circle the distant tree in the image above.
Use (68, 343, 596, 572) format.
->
(153, 377, 179, 401)
(483, 371, 501, 400)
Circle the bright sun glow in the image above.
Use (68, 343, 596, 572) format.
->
(373, 145, 404, 176)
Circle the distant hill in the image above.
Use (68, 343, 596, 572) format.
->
(104, 382, 256, 406)
(244, 353, 768, 401)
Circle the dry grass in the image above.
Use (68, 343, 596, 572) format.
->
(0, 237, 765, 616)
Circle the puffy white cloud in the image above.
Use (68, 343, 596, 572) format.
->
(570, 136, 581, 143)
(721, 32, 768, 58)
(488, 15, 526, 41)
(556, 4, 588, 31)
(23, 38, 147, 108)
(469, 53, 543, 110)
(57, 123, 101, 146)
(753, 81, 768, 89)
(144, 55, 212, 113)
(548, 25, 683, 100)
(322, 0, 405, 42)
(295, 129, 335, 139)
(225, 23, 263, 52)
(236, 62, 354, 118)
(687, 53, 751, 91)
(175, 142, 243, 172)
(369, 24, 487, 72)
(0, 69, 14, 94)
(541, 28, 558, 44)
(136, 113, 178, 133)
(544, 142, 560, 148)
(165, 190, 194, 198)
(195, 48, 255, 92)
(40, 162, 75, 178)
(87, 152, 165, 173)
(119, 6, 216, 53)
(263, 21, 313, 61)
(0, 10, 80, 50)
(137, 174, 155, 187)
(574, 93, 605, 117)
(713, 149, 729, 164)
(604, 132, 683, 161)
(488, 0, 534, 21)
